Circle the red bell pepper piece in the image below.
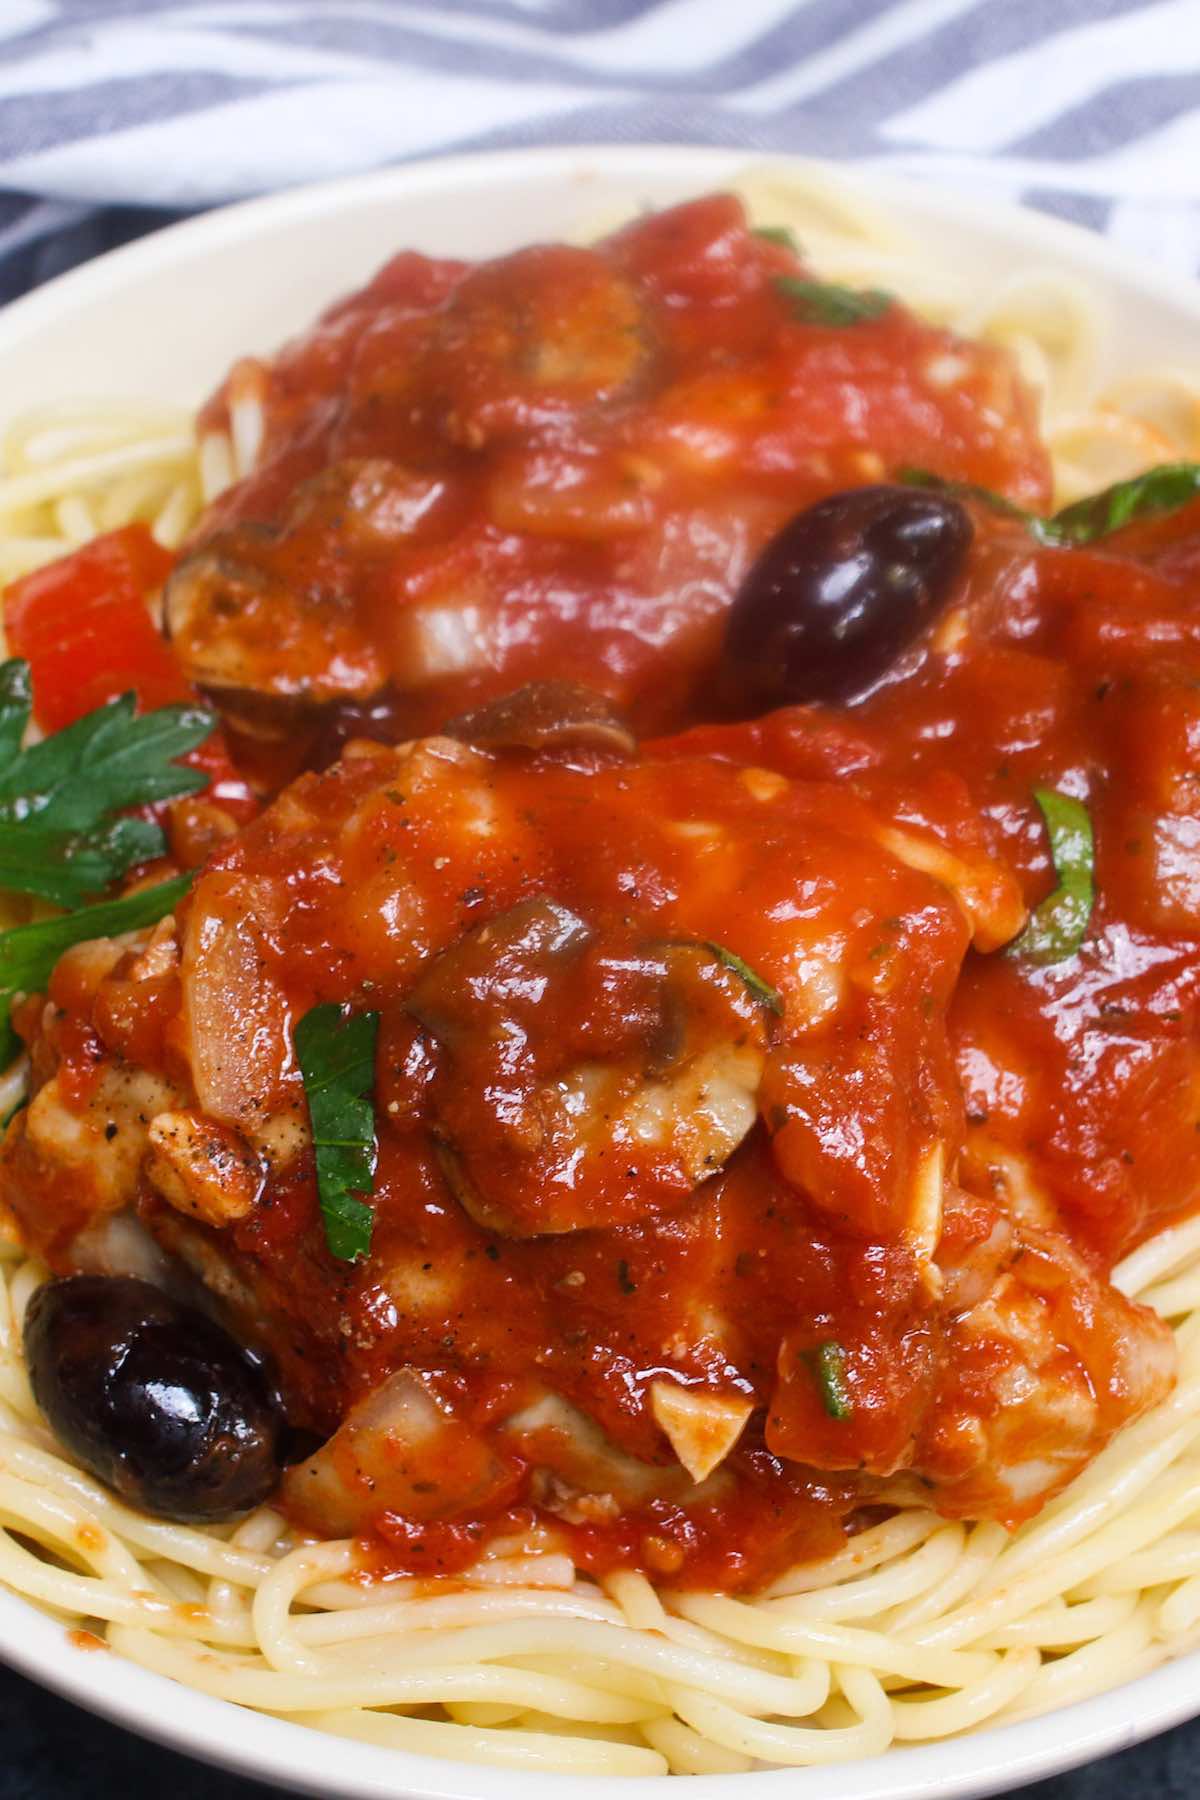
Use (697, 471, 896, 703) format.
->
(5, 524, 257, 824)
(5, 524, 185, 730)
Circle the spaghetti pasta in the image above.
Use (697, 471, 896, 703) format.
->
(1, 163, 1200, 1779)
(4, 1225, 1200, 1779)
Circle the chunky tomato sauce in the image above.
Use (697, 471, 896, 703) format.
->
(178, 194, 1048, 753)
(3, 196, 1198, 1591)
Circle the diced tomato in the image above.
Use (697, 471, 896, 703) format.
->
(5, 524, 258, 825)
(5, 524, 185, 730)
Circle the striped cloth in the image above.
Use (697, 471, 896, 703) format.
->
(0, 0, 1197, 304)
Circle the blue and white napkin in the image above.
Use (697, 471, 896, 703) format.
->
(0, 0, 1196, 300)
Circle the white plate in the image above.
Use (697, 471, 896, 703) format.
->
(1, 143, 1199, 1800)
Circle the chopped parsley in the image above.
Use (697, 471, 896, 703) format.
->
(0, 660, 213, 908)
(753, 224, 799, 252)
(898, 468, 1062, 544)
(901, 462, 1200, 551)
(1010, 788, 1095, 964)
(804, 1341, 853, 1420)
(1052, 462, 1200, 543)
(698, 941, 784, 1017)
(773, 276, 893, 327)
(295, 1002, 381, 1262)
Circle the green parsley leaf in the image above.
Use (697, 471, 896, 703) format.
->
(0, 666, 215, 906)
(0, 816, 166, 909)
(295, 1002, 380, 1263)
(700, 941, 784, 1017)
(1010, 787, 1095, 964)
(1051, 462, 1200, 544)
(774, 276, 893, 327)
(0, 660, 32, 779)
(803, 1341, 853, 1420)
(0, 678, 215, 828)
(753, 224, 799, 251)
(901, 462, 1200, 552)
(0, 872, 193, 1066)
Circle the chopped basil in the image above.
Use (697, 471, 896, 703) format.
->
(295, 1001, 380, 1262)
(699, 941, 784, 1017)
(804, 1341, 853, 1420)
(0, 872, 193, 1066)
(774, 276, 893, 327)
(1010, 788, 1095, 964)
(753, 224, 799, 251)
(1051, 462, 1200, 544)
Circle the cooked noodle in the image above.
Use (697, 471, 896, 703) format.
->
(1, 163, 1199, 1776)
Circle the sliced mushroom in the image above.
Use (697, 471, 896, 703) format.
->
(446, 681, 636, 757)
(407, 896, 592, 1051)
(164, 527, 386, 723)
(410, 914, 768, 1236)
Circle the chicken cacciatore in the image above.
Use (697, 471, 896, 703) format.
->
(3, 197, 1199, 1593)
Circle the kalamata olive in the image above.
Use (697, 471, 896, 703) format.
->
(24, 1276, 283, 1523)
(721, 485, 973, 712)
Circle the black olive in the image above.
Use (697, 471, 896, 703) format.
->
(722, 484, 973, 712)
(24, 1276, 283, 1524)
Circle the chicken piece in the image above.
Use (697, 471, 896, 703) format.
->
(283, 1372, 734, 1538)
(765, 1178, 1175, 1515)
(912, 1220, 1176, 1521)
(3, 729, 989, 1291)
(506, 1392, 712, 1524)
(144, 1110, 262, 1228)
(167, 458, 460, 721)
(165, 736, 984, 1241)
(177, 197, 1049, 743)
(409, 910, 770, 1234)
(5, 724, 1110, 1570)
(10, 1064, 182, 1250)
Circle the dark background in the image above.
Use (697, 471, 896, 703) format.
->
(3, 202, 1200, 1800)
(2, 1658, 1199, 1797)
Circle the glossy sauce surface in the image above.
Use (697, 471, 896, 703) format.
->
(3, 201, 1199, 1592)
(180, 195, 1048, 749)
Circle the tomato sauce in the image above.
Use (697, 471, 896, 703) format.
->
(179, 194, 1048, 752)
(3, 196, 1198, 1592)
